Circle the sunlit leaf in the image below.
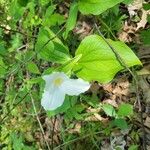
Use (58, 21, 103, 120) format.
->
(74, 35, 142, 83)
(78, 0, 124, 15)
(102, 104, 116, 117)
(64, 2, 78, 39)
(26, 62, 40, 74)
(118, 103, 133, 117)
(112, 118, 128, 129)
(35, 27, 71, 63)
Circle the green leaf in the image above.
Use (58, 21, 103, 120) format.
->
(39, 0, 49, 6)
(0, 41, 6, 56)
(42, 5, 56, 26)
(74, 35, 141, 83)
(57, 54, 82, 75)
(113, 118, 128, 130)
(9, 34, 22, 52)
(11, 132, 24, 150)
(102, 104, 116, 117)
(78, 0, 124, 15)
(65, 104, 85, 120)
(128, 145, 138, 150)
(0, 57, 7, 77)
(26, 62, 40, 74)
(143, 3, 150, 10)
(43, 13, 65, 27)
(118, 103, 133, 117)
(8, 0, 25, 21)
(17, 0, 29, 7)
(123, 0, 133, 5)
(64, 2, 78, 39)
(47, 96, 78, 117)
(140, 29, 150, 45)
(35, 27, 71, 63)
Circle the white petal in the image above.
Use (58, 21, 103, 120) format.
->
(41, 86, 65, 110)
(61, 78, 90, 96)
(42, 72, 68, 91)
(42, 75, 55, 91)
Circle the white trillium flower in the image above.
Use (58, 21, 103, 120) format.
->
(41, 72, 90, 110)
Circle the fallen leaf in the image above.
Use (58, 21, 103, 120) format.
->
(136, 9, 150, 30)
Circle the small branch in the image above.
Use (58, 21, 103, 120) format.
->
(30, 92, 51, 150)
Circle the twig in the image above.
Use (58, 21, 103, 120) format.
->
(94, 22, 146, 150)
(30, 92, 51, 150)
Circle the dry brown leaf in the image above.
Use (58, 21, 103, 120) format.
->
(73, 21, 93, 39)
(85, 114, 108, 122)
(103, 99, 118, 108)
(118, 21, 136, 42)
(87, 107, 101, 113)
(90, 82, 100, 94)
(136, 9, 150, 30)
(68, 123, 81, 133)
(127, 0, 143, 17)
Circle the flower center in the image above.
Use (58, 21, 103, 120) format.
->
(53, 77, 63, 86)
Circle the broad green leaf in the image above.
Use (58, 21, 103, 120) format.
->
(118, 103, 133, 117)
(26, 62, 40, 74)
(78, 0, 124, 15)
(64, 2, 78, 39)
(102, 104, 116, 117)
(113, 118, 128, 129)
(35, 27, 71, 63)
(74, 35, 141, 83)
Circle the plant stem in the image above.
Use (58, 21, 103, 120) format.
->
(30, 92, 51, 150)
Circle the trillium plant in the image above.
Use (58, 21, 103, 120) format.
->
(39, 33, 142, 112)
(41, 72, 90, 110)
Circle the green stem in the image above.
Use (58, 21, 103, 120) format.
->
(98, 17, 117, 40)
